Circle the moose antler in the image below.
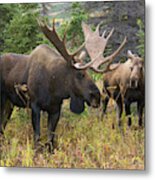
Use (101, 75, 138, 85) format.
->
(80, 22, 127, 73)
(38, 18, 95, 69)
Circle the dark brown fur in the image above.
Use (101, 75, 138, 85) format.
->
(0, 44, 100, 151)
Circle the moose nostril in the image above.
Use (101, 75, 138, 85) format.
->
(131, 80, 135, 86)
(130, 79, 138, 88)
(90, 89, 100, 96)
(89, 84, 101, 103)
(90, 90, 100, 100)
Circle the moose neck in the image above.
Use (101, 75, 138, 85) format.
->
(49, 61, 72, 100)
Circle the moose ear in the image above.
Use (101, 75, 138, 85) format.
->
(127, 50, 134, 59)
(70, 95, 85, 114)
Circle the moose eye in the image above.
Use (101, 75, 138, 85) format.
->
(76, 72, 85, 80)
(130, 67, 133, 71)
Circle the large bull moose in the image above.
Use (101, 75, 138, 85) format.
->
(102, 51, 144, 127)
(0, 20, 126, 151)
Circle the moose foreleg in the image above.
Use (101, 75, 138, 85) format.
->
(102, 96, 109, 115)
(46, 109, 61, 153)
(125, 101, 132, 126)
(116, 96, 123, 127)
(31, 103, 41, 147)
(137, 101, 144, 127)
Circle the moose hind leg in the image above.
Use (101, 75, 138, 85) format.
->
(0, 96, 5, 134)
(3, 101, 13, 129)
(0, 97, 13, 135)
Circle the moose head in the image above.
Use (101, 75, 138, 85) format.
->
(38, 19, 126, 114)
(127, 50, 144, 88)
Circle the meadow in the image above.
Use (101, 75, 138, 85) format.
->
(0, 1, 145, 170)
(0, 81, 144, 169)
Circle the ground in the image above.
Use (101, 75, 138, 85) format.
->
(0, 98, 144, 169)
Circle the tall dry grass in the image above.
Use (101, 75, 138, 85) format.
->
(0, 99, 144, 169)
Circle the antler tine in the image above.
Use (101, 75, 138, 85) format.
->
(71, 42, 86, 57)
(38, 18, 90, 67)
(102, 30, 106, 38)
(38, 18, 75, 63)
(82, 21, 93, 39)
(95, 23, 100, 36)
(91, 36, 127, 72)
(52, 18, 55, 31)
(94, 62, 120, 73)
(95, 24, 100, 32)
(103, 36, 127, 62)
(81, 22, 127, 73)
(105, 28, 114, 41)
(73, 56, 99, 69)
(62, 22, 69, 44)
(62, 28, 67, 44)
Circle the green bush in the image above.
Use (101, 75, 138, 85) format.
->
(0, 4, 17, 52)
(136, 19, 145, 58)
(3, 4, 43, 54)
(58, 2, 88, 52)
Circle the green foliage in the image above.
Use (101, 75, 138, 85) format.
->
(58, 2, 88, 52)
(3, 4, 43, 54)
(0, 4, 16, 29)
(0, 4, 17, 52)
(69, 2, 88, 46)
(136, 19, 145, 58)
(89, 71, 103, 82)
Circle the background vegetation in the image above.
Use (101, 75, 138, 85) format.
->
(0, 1, 145, 169)
(0, 1, 144, 57)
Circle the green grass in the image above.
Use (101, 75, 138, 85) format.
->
(0, 101, 144, 169)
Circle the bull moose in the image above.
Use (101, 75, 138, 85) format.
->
(81, 23, 144, 127)
(0, 19, 126, 151)
(102, 51, 145, 127)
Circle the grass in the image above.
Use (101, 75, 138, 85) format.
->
(0, 99, 144, 169)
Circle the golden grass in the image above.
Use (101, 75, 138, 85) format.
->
(0, 101, 144, 169)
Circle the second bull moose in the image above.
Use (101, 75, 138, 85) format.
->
(0, 19, 126, 151)
(81, 23, 144, 128)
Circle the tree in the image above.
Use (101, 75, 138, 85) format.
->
(0, 4, 17, 52)
(3, 4, 43, 54)
(136, 19, 145, 58)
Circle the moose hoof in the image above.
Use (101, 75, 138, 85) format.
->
(34, 141, 45, 153)
(118, 121, 122, 127)
(45, 142, 54, 153)
(128, 118, 132, 127)
(112, 123, 115, 129)
(139, 120, 143, 127)
(0, 131, 5, 140)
